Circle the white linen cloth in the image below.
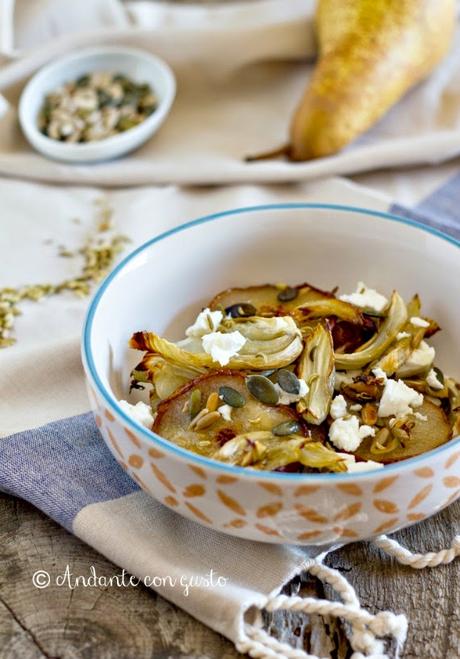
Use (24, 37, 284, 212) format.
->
(0, 0, 460, 186)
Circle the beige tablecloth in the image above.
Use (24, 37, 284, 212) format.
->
(0, 0, 460, 186)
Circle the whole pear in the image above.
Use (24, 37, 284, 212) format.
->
(288, 0, 456, 160)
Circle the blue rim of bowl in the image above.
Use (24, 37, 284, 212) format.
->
(82, 202, 460, 480)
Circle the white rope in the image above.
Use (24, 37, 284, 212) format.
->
(308, 561, 360, 608)
(373, 534, 460, 569)
(236, 528, 460, 659)
(238, 624, 326, 659)
(236, 559, 407, 659)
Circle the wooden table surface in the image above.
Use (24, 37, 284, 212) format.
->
(1, 492, 458, 658)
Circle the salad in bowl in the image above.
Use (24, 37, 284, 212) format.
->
(82, 203, 460, 544)
(125, 280, 459, 475)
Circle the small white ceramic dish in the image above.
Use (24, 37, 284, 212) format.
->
(19, 46, 176, 163)
(82, 204, 460, 545)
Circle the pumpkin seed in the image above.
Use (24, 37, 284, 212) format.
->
(219, 386, 245, 408)
(225, 303, 257, 318)
(277, 286, 298, 302)
(259, 369, 276, 378)
(246, 375, 279, 405)
(277, 369, 301, 394)
(272, 420, 302, 436)
(433, 367, 445, 386)
(76, 74, 90, 87)
(189, 389, 202, 418)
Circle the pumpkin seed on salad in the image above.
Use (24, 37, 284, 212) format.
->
(122, 280, 459, 474)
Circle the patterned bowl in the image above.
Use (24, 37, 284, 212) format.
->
(82, 204, 460, 545)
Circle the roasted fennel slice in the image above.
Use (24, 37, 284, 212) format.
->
(334, 292, 407, 370)
(356, 400, 451, 463)
(153, 371, 303, 456)
(213, 431, 346, 472)
(296, 323, 335, 425)
(130, 316, 303, 371)
(209, 282, 334, 316)
(297, 298, 363, 324)
(447, 378, 460, 438)
(154, 365, 201, 399)
(132, 352, 202, 397)
(373, 295, 427, 376)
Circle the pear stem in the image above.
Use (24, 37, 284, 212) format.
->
(245, 145, 290, 162)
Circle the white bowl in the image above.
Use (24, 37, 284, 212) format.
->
(82, 204, 460, 545)
(19, 46, 176, 163)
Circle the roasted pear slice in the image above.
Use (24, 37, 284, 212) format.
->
(209, 282, 334, 316)
(153, 371, 304, 457)
(355, 400, 451, 463)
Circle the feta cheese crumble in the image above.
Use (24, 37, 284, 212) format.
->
(335, 452, 383, 472)
(328, 416, 375, 452)
(118, 400, 154, 428)
(334, 452, 356, 466)
(410, 316, 430, 328)
(330, 394, 348, 419)
(426, 368, 444, 391)
(359, 425, 376, 439)
(218, 404, 233, 422)
(399, 340, 435, 374)
(186, 308, 223, 338)
(274, 378, 309, 405)
(349, 403, 363, 412)
(339, 281, 388, 313)
(202, 330, 246, 366)
(378, 378, 423, 418)
(372, 367, 388, 383)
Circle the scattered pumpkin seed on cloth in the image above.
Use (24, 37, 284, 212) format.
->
(0, 200, 128, 348)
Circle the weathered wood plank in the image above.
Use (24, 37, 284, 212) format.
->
(0, 494, 239, 659)
(1, 493, 458, 658)
(326, 501, 460, 659)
